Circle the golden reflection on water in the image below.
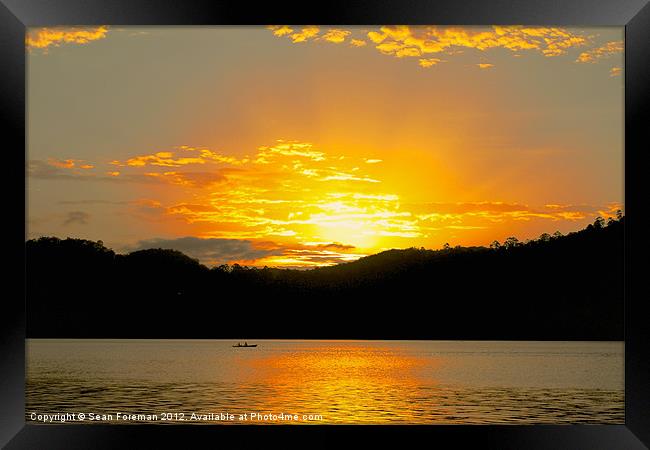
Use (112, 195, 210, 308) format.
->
(26, 340, 624, 424)
(242, 344, 441, 423)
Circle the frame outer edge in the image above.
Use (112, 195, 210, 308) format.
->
(2, 0, 649, 448)
(1, 0, 649, 26)
(625, 0, 650, 447)
(0, 0, 26, 448)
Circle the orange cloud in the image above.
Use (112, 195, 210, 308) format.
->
(48, 158, 75, 169)
(477, 63, 494, 69)
(576, 40, 623, 63)
(143, 171, 226, 188)
(610, 66, 622, 77)
(350, 39, 367, 47)
(48, 158, 94, 169)
(26, 26, 109, 51)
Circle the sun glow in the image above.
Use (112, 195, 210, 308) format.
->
(27, 26, 623, 267)
(30, 137, 623, 268)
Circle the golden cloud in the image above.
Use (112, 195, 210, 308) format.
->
(323, 29, 351, 43)
(290, 26, 320, 43)
(269, 25, 599, 69)
(110, 146, 243, 167)
(368, 26, 588, 59)
(610, 66, 622, 77)
(255, 140, 326, 162)
(111, 151, 203, 167)
(255, 246, 366, 268)
(576, 40, 623, 63)
(411, 202, 622, 225)
(418, 58, 444, 68)
(268, 25, 294, 37)
(26, 26, 109, 51)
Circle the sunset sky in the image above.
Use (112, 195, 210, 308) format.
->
(26, 26, 624, 268)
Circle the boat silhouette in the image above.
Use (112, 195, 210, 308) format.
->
(232, 342, 257, 348)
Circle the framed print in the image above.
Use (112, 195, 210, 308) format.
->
(1, 0, 649, 448)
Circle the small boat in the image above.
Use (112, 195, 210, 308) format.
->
(232, 342, 257, 348)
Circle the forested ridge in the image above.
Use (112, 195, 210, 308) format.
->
(26, 214, 624, 340)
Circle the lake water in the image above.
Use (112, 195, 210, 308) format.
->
(26, 339, 624, 424)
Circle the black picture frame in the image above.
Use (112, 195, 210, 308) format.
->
(2, 0, 649, 448)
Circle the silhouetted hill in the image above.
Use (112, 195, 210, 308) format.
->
(26, 215, 624, 340)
